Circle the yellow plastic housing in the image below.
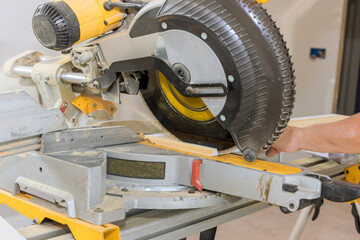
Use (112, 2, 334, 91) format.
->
(55, 0, 124, 44)
(345, 164, 360, 204)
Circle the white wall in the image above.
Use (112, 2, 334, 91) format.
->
(264, 0, 347, 117)
(0, 1, 54, 99)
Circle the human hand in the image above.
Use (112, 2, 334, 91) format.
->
(266, 126, 301, 157)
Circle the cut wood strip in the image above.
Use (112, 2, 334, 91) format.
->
(143, 133, 218, 156)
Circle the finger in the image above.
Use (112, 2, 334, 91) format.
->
(266, 147, 279, 157)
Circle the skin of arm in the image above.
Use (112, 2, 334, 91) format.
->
(266, 113, 360, 157)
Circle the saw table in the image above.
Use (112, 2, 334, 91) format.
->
(2, 156, 347, 240)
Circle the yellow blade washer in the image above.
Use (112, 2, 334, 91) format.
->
(158, 72, 215, 122)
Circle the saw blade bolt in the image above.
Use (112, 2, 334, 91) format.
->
(172, 63, 191, 83)
(161, 22, 168, 30)
(220, 115, 226, 122)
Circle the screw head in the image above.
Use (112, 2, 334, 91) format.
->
(201, 32, 208, 40)
(228, 75, 235, 82)
(93, 103, 97, 108)
(33, 218, 39, 224)
(220, 115, 226, 122)
(93, 208, 104, 213)
(178, 70, 185, 77)
(161, 22, 168, 30)
(92, 81, 100, 89)
(185, 87, 193, 96)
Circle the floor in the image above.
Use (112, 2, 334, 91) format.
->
(187, 200, 359, 240)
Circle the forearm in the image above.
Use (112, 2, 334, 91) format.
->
(294, 114, 360, 153)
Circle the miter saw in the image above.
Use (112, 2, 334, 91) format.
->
(1, 0, 360, 227)
(5, 0, 294, 159)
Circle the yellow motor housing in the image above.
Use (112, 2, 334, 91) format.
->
(32, 0, 124, 51)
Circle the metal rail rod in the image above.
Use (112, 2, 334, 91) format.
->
(13, 66, 32, 78)
(12, 66, 86, 85)
(60, 72, 87, 84)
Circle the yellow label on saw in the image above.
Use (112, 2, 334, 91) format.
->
(140, 141, 302, 175)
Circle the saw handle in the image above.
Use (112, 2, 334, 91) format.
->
(321, 180, 360, 202)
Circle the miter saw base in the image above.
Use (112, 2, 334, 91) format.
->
(1, 91, 360, 225)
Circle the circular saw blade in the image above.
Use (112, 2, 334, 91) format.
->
(142, 0, 296, 154)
